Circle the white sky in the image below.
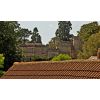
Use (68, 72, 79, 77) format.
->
(18, 21, 99, 44)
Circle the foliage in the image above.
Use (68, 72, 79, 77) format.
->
(78, 21, 100, 43)
(0, 54, 4, 77)
(0, 54, 4, 68)
(0, 70, 4, 77)
(32, 55, 40, 61)
(31, 27, 42, 43)
(0, 21, 22, 71)
(32, 55, 48, 61)
(51, 54, 72, 61)
(18, 28, 32, 44)
(77, 21, 100, 59)
(55, 21, 72, 41)
(77, 32, 100, 59)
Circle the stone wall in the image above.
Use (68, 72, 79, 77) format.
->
(73, 36, 82, 51)
(20, 36, 81, 60)
(20, 43, 48, 59)
(48, 37, 77, 58)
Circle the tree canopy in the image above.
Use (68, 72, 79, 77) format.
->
(0, 21, 22, 71)
(55, 21, 72, 41)
(77, 21, 100, 59)
(78, 32, 100, 59)
(0, 22, 43, 71)
(18, 28, 32, 44)
(31, 27, 42, 43)
(78, 21, 100, 43)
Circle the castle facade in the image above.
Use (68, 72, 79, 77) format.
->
(20, 36, 81, 61)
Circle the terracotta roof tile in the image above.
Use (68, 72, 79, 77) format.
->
(1, 60, 100, 79)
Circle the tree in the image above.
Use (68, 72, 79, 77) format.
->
(51, 54, 72, 61)
(77, 21, 100, 59)
(31, 27, 42, 43)
(78, 21, 100, 43)
(0, 21, 22, 71)
(55, 21, 72, 41)
(18, 28, 32, 44)
(77, 32, 100, 59)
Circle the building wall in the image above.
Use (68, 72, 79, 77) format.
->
(20, 43, 48, 59)
(73, 36, 82, 51)
(20, 36, 81, 60)
(48, 37, 77, 58)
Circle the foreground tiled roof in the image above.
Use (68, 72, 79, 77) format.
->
(1, 60, 100, 79)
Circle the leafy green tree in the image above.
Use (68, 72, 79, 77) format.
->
(0, 21, 22, 71)
(77, 21, 100, 59)
(18, 28, 32, 44)
(78, 21, 100, 43)
(31, 27, 42, 43)
(77, 32, 100, 59)
(51, 54, 72, 61)
(55, 21, 72, 41)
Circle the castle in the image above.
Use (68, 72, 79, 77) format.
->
(20, 36, 81, 61)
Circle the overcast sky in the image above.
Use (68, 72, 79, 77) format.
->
(18, 21, 99, 44)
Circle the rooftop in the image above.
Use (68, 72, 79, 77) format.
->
(1, 60, 100, 79)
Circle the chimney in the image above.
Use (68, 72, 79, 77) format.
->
(97, 48, 100, 59)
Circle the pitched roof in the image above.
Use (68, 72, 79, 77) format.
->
(1, 60, 100, 79)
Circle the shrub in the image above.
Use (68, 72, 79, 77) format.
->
(0, 70, 4, 77)
(32, 55, 48, 61)
(0, 54, 4, 77)
(0, 54, 4, 68)
(51, 54, 72, 61)
(32, 55, 41, 61)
